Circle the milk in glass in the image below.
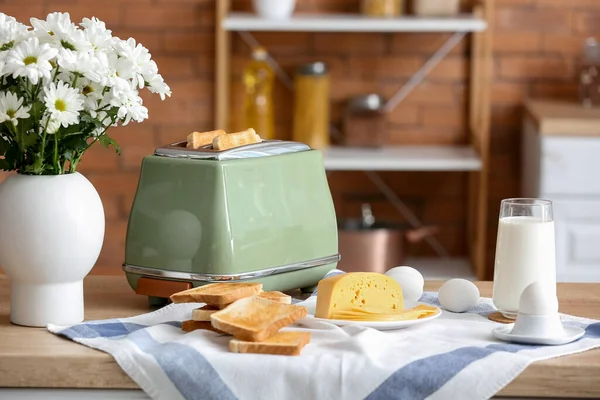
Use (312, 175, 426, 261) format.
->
(493, 216, 556, 317)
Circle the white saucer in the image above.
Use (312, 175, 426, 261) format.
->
(492, 325, 585, 345)
(305, 301, 442, 331)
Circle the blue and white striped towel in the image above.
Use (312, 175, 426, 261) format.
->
(48, 271, 600, 400)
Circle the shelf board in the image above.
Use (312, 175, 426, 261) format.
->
(223, 12, 487, 33)
(322, 145, 482, 171)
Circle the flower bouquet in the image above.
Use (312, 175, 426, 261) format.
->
(0, 12, 171, 327)
(0, 11, 170, 174)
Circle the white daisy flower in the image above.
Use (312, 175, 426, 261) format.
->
(90, 109, 115, 136)
(31, 12, 73, 34)
(31, 12, 91, 52)
(30, 12, 73, 44)
(146, 73, 171, 100)
(77, 78, 105, 116)
(0, 13, 30, 53)
(43, 80, 85, 128)
(109, 87, 148, 125)
(59, 27, 92, 53)
(57, 48, 104, 83)
(0, 13, 16, 24)
(114, 37, 153, 89)
(80, 17, 112, 51)
(103, 52, 135, 92)
(4, 37, 58, 84)
(0, 92, 31, 126)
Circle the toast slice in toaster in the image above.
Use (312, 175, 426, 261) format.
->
(229, 331, 311, 356)
(192, 305, 219, 321)
(187, 129, 225, 149)
(212, 128, 261, 151)
(181, 319, 228, 334)
(170, 282, 262, 305)
(210, 296, 307, 342)
(257, 291, 292, 304)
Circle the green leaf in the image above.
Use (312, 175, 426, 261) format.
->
(98, 134, 121, 155)
(60, 123, 84, 136)
(30, 100, 44, 118)
(60, 40, 76, 51)
(80, 113, 98, 124)
(0, 40, 14, 51)
(60, 135, 88, 152)
(0, 135, 9, 156)
(22, 131, 38, 147)
(0, 158, 10, 171)
(24, 156, 44, 174)
(104, 106, 119, 119)
(3, 146, 19, 169)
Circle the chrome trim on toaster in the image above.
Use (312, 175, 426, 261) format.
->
(153, 140, 311, 161)
(122, 254, 340, 282)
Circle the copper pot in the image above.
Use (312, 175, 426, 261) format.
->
(337, 204, 437, 273)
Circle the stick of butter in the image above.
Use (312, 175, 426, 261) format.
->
(315, 272, 404, 319)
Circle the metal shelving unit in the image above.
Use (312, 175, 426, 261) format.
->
(214, 1, 494, 279)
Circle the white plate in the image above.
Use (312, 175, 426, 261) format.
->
(492, 326, 585, 346)
(305, 301, 442, 331)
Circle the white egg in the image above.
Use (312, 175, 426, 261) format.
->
(385, 266, 424, 302)
(519, 282, 558, 315)
(438, 279, 480, 313)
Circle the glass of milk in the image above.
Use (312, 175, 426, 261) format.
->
(492, 198, 556, 319)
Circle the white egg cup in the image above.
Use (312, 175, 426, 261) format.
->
(493, 309, 585, 346)
(493, 314, 584, 345)
(492, 281, 585, 346)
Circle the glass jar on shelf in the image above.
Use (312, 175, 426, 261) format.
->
(343, 94, 387, 147)
(361, 0, 403, 17)
(293, 62, 330, 149)
(242, 46, 275, 139)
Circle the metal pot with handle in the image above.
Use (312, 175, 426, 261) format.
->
(337, 204, 437, 273)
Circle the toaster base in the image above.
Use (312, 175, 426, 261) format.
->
(125, 263, 336, 304)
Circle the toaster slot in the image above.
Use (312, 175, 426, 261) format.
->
(153, 140, 311, 161)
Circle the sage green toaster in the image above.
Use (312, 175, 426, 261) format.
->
(123, 140, 339, 305)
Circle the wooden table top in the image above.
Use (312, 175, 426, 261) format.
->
(526, 99, 600, 136)
(0, 275, 599, 398)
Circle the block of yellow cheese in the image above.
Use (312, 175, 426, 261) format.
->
(315, 272, 404, 319)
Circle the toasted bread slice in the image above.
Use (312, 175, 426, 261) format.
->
(229, 331, 311, 356)
(257, 291, 292, 304)
(181, 320, 227, 334)
(213, 128, 261, 151)
(187, 129, 225, 149)
(192, 305, 219, 321)
(170, 282, 262, 305)
(211, 296, 307, 342)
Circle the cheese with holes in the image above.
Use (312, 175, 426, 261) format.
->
(315, 273, 404, 319)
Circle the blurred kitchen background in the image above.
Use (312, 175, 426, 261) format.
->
(1, 0, 599, 282)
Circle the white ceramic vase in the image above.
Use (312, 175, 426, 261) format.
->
(0, 172, 105, 327)
(253, 0, 296, 19)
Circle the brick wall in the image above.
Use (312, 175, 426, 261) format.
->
(0, 0, 598, 275)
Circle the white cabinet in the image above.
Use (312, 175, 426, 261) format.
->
(523, 100, 600, 282)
